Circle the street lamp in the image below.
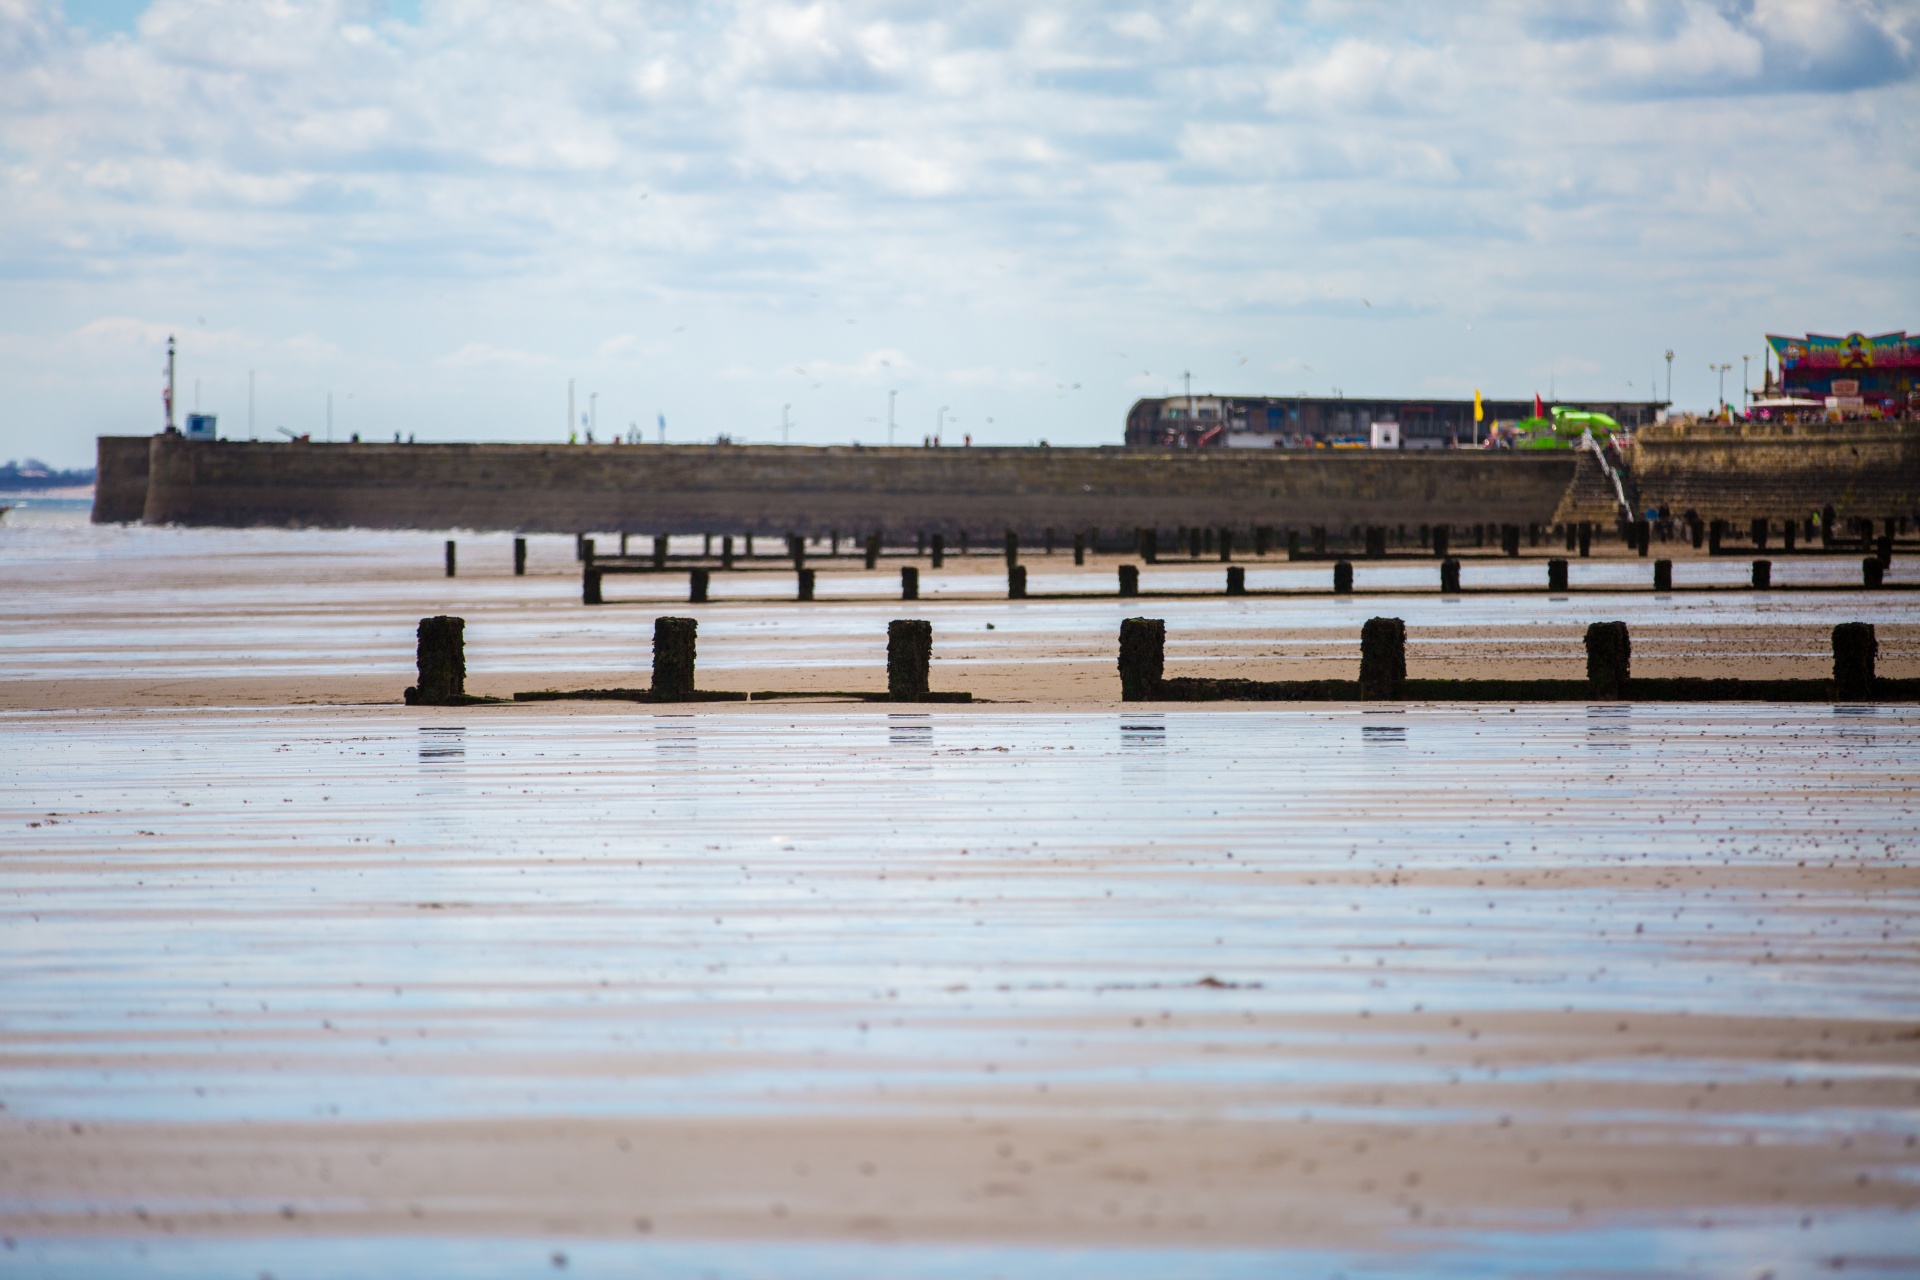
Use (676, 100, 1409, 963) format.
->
(1741, 355, 1752, 406)
(1664, 350, 1674, 404)
(782, 403, 791, 445)
(1710, 363, 1732, 415)
(937, 405, 949, 443)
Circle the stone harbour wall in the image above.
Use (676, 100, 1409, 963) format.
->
(105, 434, 1581, 535)
(1629, 419, 1920, 521)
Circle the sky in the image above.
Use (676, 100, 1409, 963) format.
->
(2, 0, 1916, 466)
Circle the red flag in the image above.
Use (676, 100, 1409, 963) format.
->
(1533, 392, 1544, 418)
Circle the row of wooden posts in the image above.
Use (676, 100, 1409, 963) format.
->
(570, 552, 1900, 605)
(402, 614, 1906, 707)
(437, 518, 1909, 584)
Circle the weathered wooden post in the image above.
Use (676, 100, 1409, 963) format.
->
(1333, 561, 1354, 594)
(1432, 525, 1449, 559)
(1008, 565, 1027, 599)
(1833, 623, 1877, 700)
(901, 566, 920, 600)
(745, 533, 754, 557)
(1074, 532, 1086, 565)
(1255, 527, 1271, 557)
(1474, 523, 1486, 548)
(1045, 527, 1056, 555)
(1653, 559, 1672, 591)
(445, 539, 457, 577)
(1529, 523, 1541, 548)
(1287, 529, 1302, 560)
(621, 532, 631, 556)
(1366, 527, 1387, 560)
(653, 535, 668, 571)
(1585, 621, 1630, 700)
(797, 568, 816, 601)
(702, 533, 710, 556)
(1548, 558, 1569, 591)
(582, 537, 596, 566)
(888, 619, 932, 701)
(1821, 503, 1836, 547)
(689, 568, 710, 603)
(788, 534, 805, 569)
(1441, 557, 1461, 593)
(1751, 559, 1771, 589)
(1635, 520, 1651, 557)
(959, 531, 970, 556)
(865, 532, 880, 570)
(1751, 517, 1769, 551)
(1501, 525, 1520, 557)
(1189, 528, 1203, 559)
(1219, 528, 1234, 562)
(1876, 533, 1894, 567)
(407, 616, 466, 705)
(1564, 523, 1576, 552)
(575, 533, 587, 561)
(1226, 566, 1246, 596)
(1118, 564, 1139, 597)
(1141, 528, 1158, 563)
(1863, 557, 1884, 588)
(1005, 530, 1019, 567)
(1117, 617, 1164, 701)
(513, 537, 526, 576)
(1359, 617, 1406, 700)
(1312, 526, 1328, 554)
(830, 530, 840, 556)
(651, 617, 697, 702)
(721, 536, 734, 570)
(1578, 522, 1592, 557)
(1783, 521, 1797, 553)
(931, 534, 945, 569)
(582, 567, 603, 605)
(1708, 520, 1724, 555)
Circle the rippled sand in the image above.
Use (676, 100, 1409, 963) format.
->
(1, 512, 1916, 1276)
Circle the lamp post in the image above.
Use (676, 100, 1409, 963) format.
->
(887, 389, 896, 446)
(1741, 355, 1752, 408)
(1664, 349, 1673, 404)
(937, 405, 949, 444)
(782, 403, 790, 445)
(1710, 363, 1732, 416)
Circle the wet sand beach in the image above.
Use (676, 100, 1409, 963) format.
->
(2, 510, 1917, 1276)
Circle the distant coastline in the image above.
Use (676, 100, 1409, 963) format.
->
(1, 459, 95, 491)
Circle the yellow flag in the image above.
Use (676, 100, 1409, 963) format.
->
(1473, 389, 1484, 422)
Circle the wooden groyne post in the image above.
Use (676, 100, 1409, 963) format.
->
(888, 619, 933, 701)
(1118, 617, 1165, 701)
(1585, 621, 1630, 700)
(408, 615, 465, 705)
(652, 617, 698, 702)
(1359, 617, 1406, 700)
(1833, 622, 1876, 700)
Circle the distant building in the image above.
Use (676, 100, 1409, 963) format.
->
(1765, 331, 1917, 416)
(1124, 394, 1665, 449)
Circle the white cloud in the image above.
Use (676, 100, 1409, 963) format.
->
(0, 0, 1915, 464)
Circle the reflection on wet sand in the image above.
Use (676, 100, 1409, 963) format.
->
(2, 705, 1916, 1275)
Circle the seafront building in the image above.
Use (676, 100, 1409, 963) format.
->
(1763, 331, 1918, 418)
(1124, 394, 1667, 449)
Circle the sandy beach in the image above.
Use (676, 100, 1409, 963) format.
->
(2, 512, 1917, 1275)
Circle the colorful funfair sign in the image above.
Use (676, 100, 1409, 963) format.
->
(1767, 332, 1920, 370)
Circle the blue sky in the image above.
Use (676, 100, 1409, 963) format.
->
(3, 0, 1916, 465)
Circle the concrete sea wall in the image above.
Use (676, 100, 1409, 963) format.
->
(107, 435, 1579, 534)
(1630, 420, 1920, 521)
(91, 436, 151, 524)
